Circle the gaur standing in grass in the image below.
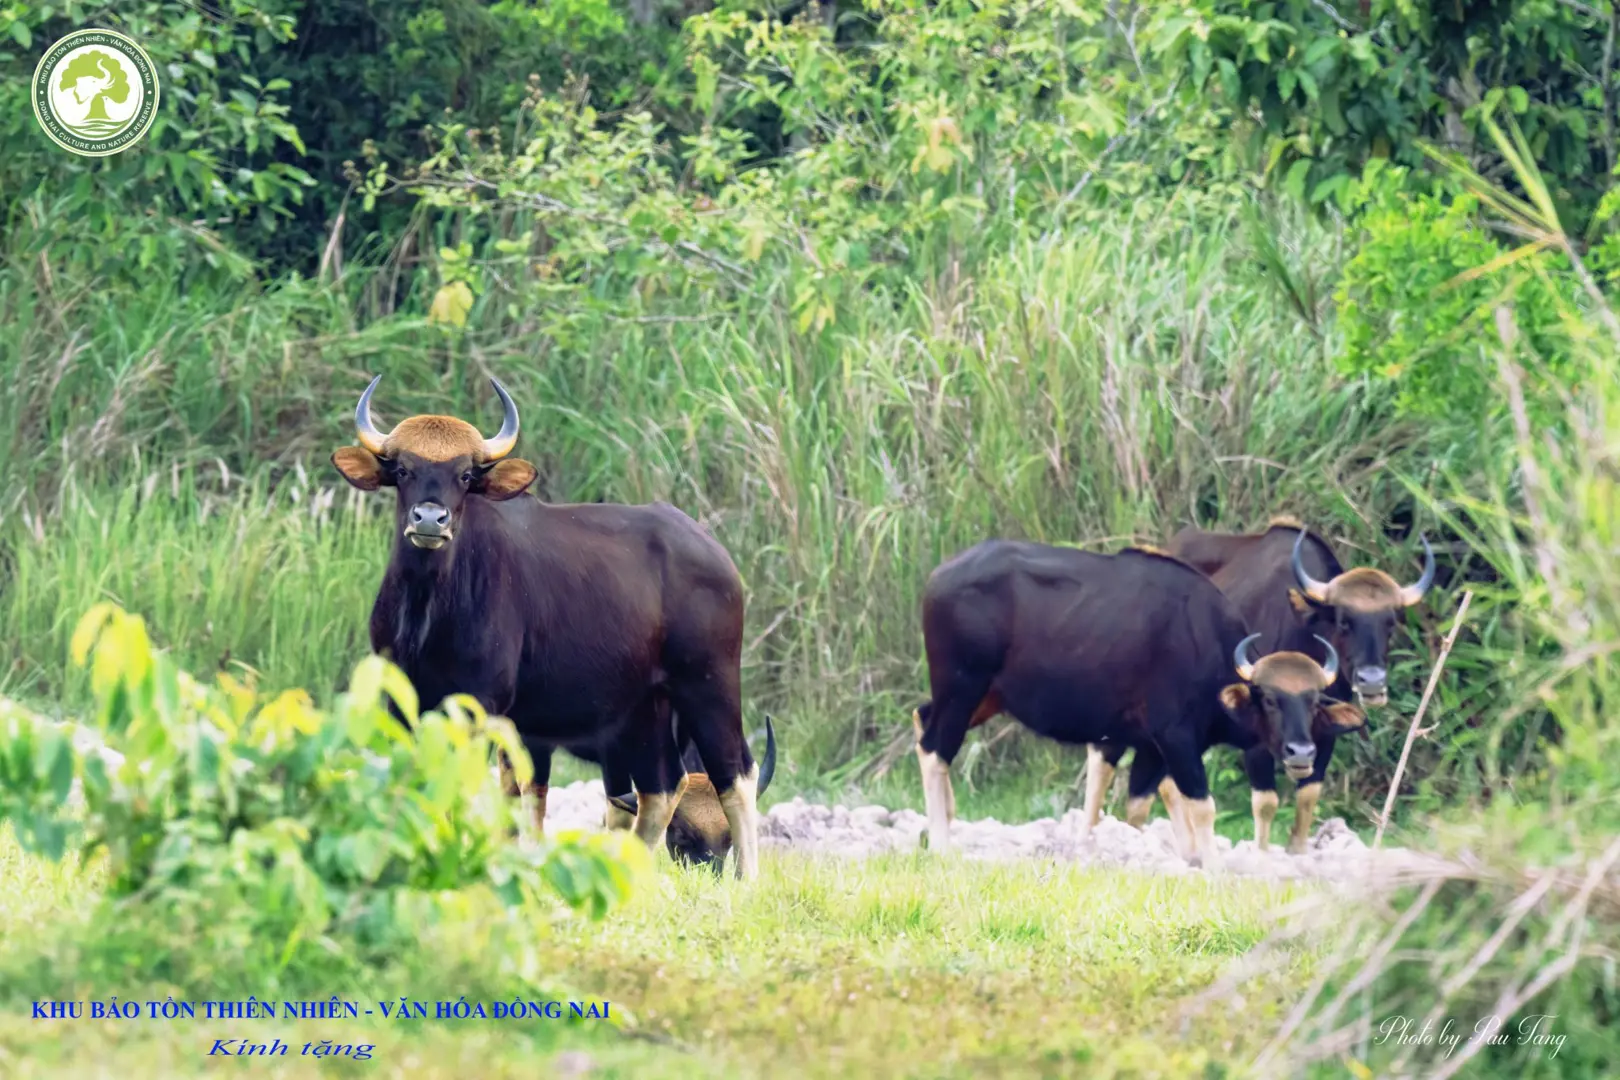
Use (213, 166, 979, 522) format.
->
(1081, 519, 1434, 853)
(910, 541, 1363, 868)
(329, 375, 765, 879)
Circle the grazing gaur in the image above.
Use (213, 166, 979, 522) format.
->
(1130, 517, 1434, 852)
(329, 375, 764, 879)
(607, 714, 777, 873)
(912, 540, 1269, 868)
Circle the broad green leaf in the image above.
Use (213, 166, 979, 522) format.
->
(1283, 158, 1312, 201)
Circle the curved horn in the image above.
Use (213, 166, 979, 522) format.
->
(757, 714, 777, 798)
(481, 377, 520, 460)
(353, 373, 391, 456)
(1399, 533, 1436, 607)
(1234, 633, 1262, 682)
(1291, 528, 1333, 603)
(609, 792, 638, 815)
(1313, 635, 1340, 686)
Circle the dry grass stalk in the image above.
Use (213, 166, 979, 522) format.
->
(1374, 588, 1474, 850)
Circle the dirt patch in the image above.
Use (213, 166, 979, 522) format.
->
(543, 779, 1440, 880)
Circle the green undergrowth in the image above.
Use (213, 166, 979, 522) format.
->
(0, 198, 1501, 836)
(0, 826, 1317, 1079)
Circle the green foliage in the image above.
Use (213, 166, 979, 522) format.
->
(249, 0, 659, 268)
(1, 826, 1318, 1077)
(394, 1, 1252, 341)
(1227, 118, 1620, 1080)
(1161, 0, 1618, 228)
(0, 2, 313, 283)
(0, 602, 646, 958)
(1333, 160, 1580, 426)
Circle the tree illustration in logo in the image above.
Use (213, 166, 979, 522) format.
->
(58, 50, 129, 129)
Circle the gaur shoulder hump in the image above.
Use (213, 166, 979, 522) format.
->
(1264, 515, 1335, 552)
(1120, 544, 1199, 573)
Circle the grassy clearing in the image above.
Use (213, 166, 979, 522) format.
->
(0, 827, 1317, 1079)
(0, 201, 1497, 834)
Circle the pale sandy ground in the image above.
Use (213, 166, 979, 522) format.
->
(542, 778, 1444, 881)
(66, 724, 1437, 881)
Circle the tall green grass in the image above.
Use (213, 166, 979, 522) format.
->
(0, 196, 1500, 829)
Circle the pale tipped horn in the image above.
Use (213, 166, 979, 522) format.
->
(1399, 533, 1436, 607)
(1314, 635, 1340, 686)
(1234, 633, 1263, 682)
(354, 373, 391, 456)
(1291, 528, 1333, 603)
(481, 377, 520, 460)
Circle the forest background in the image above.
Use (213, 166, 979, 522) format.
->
(1, 2, 1619, 1075)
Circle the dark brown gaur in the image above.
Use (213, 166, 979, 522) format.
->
(608, 715, 777, 873)
(911, 540, 1288, 869)
(331, 375, 766, 879)
(1221, 632, 1363, 782)
(1289, 528, 1434, 707)
(1100, 517, 1435, 854)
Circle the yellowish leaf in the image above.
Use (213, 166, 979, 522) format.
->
(378, 661, 420, 725)
(215, 672, 259, 723)
(743, 219, 769, 262)
(70, 602, 118, 667)
(485, 716, 533, 789)
(257, 689, 318, 739)
(427, 281, 474, 327)
(348, 654, 387, 712)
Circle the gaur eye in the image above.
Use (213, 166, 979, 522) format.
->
(460, 470, 475, 486)
(394, 467, 410, 481)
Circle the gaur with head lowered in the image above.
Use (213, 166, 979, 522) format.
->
(329, 375, 765, 878)
(604, 711, 777, 873)
(1081, 518, 1432, 853)
(910, 540, 1364, 868)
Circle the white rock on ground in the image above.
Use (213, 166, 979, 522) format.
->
(54, 730, 1436, 884)
(539, 779, 1442, 881)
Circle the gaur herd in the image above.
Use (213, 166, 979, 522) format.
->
(331, 379, 1435, 878)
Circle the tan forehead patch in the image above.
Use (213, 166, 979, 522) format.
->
(673, 774, 732, 846)
(1327, 567, 1403, 612)
(382, 415, 485, 462)
(1266, 515, 1305, 531)
(1251, 652, 1329, 694)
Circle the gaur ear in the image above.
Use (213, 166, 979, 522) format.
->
(331, 447, 389, 491)
(1219, 683, 1254, 719)
(1320, 701, 1366, 732)
(476, 458, 538, 501)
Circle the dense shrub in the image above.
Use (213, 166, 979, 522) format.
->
(0, 602, 646, 963)
(1334, 161, 1581, 427)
